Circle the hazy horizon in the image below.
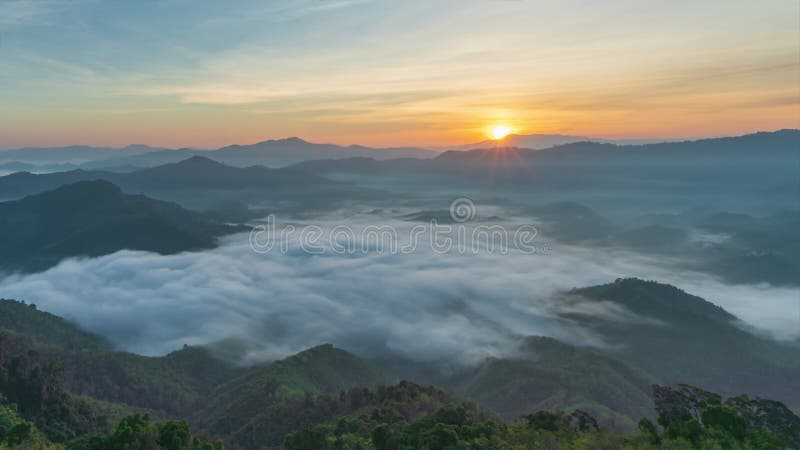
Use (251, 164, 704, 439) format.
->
(1, 0, 798, 149)
(0, 127, 796, 152)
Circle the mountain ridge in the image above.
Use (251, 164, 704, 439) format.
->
(3, 129, 795, 170)
(0, 156, 340, 201)
(0, 180, 245, 273)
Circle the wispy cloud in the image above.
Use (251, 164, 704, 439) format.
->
(2, 0, 798, 147)
(200, 0, 371, 27)
(0, 0, 64, 28)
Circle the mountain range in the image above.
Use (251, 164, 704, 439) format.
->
(291, 130, 800, 214)
(4, 130, 790, 172)
(294, 129, 800, 175)
(0, 155, 384, 224)
(443, 133, 680, 151)
(0, 138, 437, 169)
(0, 132, 684, 169)
(0, 144, 165, 165)
(1, 277, 798, 448)
(0, 156, 336, 200)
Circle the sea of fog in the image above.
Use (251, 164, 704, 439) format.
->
(1, 209, 798, 366)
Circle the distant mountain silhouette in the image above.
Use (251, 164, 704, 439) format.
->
(444, 134, 591, 151)
(120, 156, 334, 190)
(444, 133, 680, 151)
(441, 129, 800, 160)
(0, 180, 244, 273)
(0, 169, 115, 200)
(0, 138, 437, 169)
(3, 131, 793, 170)
(0, 161, 78, 174)
(0, 156, 337, 200)
(291, 130, 800, 191)
(0, 144, 163, 165)
(295, 129, 799, 168)
(211, 137, 434, 167)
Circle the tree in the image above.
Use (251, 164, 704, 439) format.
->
(702, 406, 746, 440)
(637, 418, 660, 444)
(157, 421, 191, 450)
(284, 425, 332, 450)
(370, 424, 394, 450)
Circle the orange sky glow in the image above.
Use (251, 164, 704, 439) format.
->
(0, 1, 797, 149)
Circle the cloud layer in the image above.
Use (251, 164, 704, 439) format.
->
(1, 212, 797, 366)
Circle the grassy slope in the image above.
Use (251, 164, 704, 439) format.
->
(193, 344, 393, 442)
(454, 337, 655, 431)
(43, 345, 242, 416)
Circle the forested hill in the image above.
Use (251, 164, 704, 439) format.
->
(0, 180, 245, 273)
(1, 283, 799, 449)
(564, 279, 800, 405)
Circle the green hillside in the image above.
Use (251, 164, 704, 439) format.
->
(0, 299, 109, 350)
(44, 345, 242, 416)
(0, 331, 105, 443)
(278, 383, 800, 450)
(193, 344, 394, 447)
(1, 285, 798, 449)
(0, 299, 241, 417)
(567, 279, 800, 406)
(454, 337, 655, 430)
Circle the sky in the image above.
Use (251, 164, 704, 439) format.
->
(0, 0, 798, 149)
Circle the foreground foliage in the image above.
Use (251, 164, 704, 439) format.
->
(281, 391, 798, 450)
(66, 414, 222, 450)
(1, 297, 799, 449)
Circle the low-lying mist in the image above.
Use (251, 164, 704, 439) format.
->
(0, 207, 797, 367)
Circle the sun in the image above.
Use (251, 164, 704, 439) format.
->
(491, 125, 511, 140)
